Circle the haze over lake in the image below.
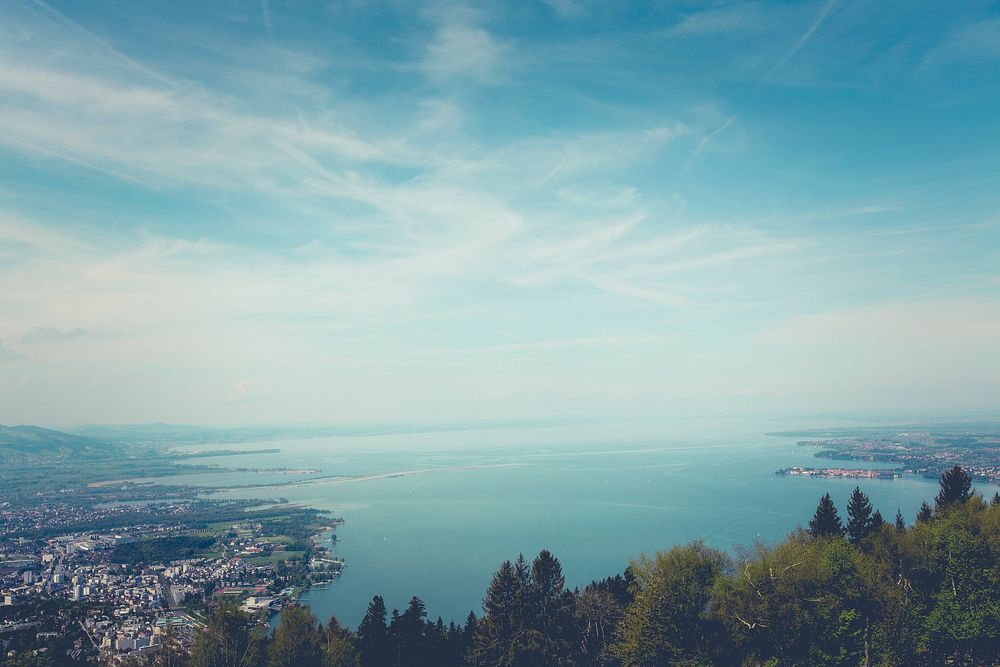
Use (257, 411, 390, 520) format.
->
(160, 418, 1000, 626)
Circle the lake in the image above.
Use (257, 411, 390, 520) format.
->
(167, 417, 999, 627)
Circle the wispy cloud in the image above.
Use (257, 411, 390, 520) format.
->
(683, 114, 737, 172)
(228, 379, 253, 401)
(575, 274, 689, 307)
(762, 0, 840, 83)
(417, 335, 662, 357)
(259, 0, 273, 38)
(921, 17, 1000, 69)
(543, 0, 588, 19)
(24, 0, 187, 91)
(667, 4, 771, 37)
(422, 13, 506, 83)
(0, 0, 997, 423)
(764, 299, 1000, 346)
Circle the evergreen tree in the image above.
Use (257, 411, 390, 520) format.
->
(894, 508, 906, 531)
(529, 550, 576, 661)
(357, 595, 393, 667)
(469, 560, 521, 665)
(389, 608, 401, 639)
(423, 617, 450, 666)
(916, 501, 933, 523)
(529, 549, 565, 630)
(484, 560, 521, 637)
(846, 486, 873, 544)
(991, 492, 1000, 506)
(809, 493, 845, 538)
(469, 551, 577, 666)
(463, 611, 478, 644)
(393, 596, 429, 667)
(869, 508, 885, 532)
(513, 553, 531, 625)
(934, 465, 973, 510)
(456, 611, 478, 663)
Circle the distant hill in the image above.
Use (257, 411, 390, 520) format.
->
(0, 424, 120, 462)
(70, 422, 219, 443)
(70, 417, 600, 446)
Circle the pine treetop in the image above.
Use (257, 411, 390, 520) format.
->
(809, 493, 845, 538)
(935, 465, 973, 510)
(846, 486, 873, 544)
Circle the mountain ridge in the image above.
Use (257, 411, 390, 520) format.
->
(0, 423, 119, 462)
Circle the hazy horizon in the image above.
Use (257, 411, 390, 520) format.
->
(7, 409, 1000, 436)
(1, 1, 998, 426)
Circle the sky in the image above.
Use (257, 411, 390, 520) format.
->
(0, 0, 998, 428)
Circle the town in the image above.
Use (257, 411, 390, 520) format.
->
(0, 513, 344, 664)
(776, 466, 897, 479)
(769, 425, 1000, 484)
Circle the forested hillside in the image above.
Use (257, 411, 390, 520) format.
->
(113, 467, 1000, 666)
(0, 424, 119, 463)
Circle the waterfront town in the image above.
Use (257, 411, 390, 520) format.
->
(0, 422, 357, 665)
(776, 466, 898, 479)
(771, 425, 1000, 484)
(0, 514, 344, 664)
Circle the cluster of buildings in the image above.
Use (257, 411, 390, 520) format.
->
(0, 503, 156, 538)
(82, 610, 200, 661)
(0, 499, 229, 539)
(2, 528, 170, 604)
(777, 466, 897, 479)
(796, 430, 1000, 484)
(0, 520, 344, 664)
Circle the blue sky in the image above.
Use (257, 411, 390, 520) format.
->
(0, 0, 998, 426)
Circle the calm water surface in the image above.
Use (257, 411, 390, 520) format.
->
(166, 419, 999, 626)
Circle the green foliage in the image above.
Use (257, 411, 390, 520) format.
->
(847, 486, 873, 545)
(110, 536, 217, 565)
(576, 585, 625, 665)
(269, 606, 322, 667)
(0, 424, 119, 463)
(935, 465, 974, 511)
(2, 652, 58, 667)
(392, 596, 428, 666)
(469, 550, 578, 666)
(188, 604, 267, 667)
(809, 493, 845, 538)
(870, 508, 885, 534)
(321, 622, 358, 667)
(357, 595, 393, 666)
(613, 542, 727, 666)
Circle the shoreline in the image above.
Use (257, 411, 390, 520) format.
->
(215, 462, 527, 492)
